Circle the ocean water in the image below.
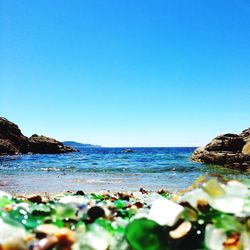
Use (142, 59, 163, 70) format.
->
(0, 147, 248, 194)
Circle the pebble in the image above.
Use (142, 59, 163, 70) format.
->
(36, 224, 59, 235)
(54, 228, 76, 247)
(1, 237, 28, 250)
(33, 236, 58, 250)
(27, 195, 42, 204)
(169, 221, 192, 239)
(87, 206, 105, 221)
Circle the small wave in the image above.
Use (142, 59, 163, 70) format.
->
(40, 167, 61, 172)
(69, 178, 122, 184)
(174, 154, 188, 159)
(141, 166, 199, 173)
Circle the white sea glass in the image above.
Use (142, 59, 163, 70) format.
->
(148, 198, 184, 226)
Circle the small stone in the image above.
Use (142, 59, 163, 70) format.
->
(28, 195, 42, 204)
(54, 228, 76, 247)
(139, 188, 148, 194)
(33, 236, 58, 250)
(241, 162, 249, 167)
(36, 224, 59, 235)
(133, 201, 143, 208)
(0, 218, 26, 243)
(75, 190, 85, 196)
(87, 206, 105, 222)
(169, 221, 192, 239)
(232, 163, 241, 168)
(197, 199, 210, 212)
(1, 237, 28, 250)
(223, 232, 240, 248)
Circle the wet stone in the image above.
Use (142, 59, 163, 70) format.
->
(75, 190, 85, 196)
(27, 195, 42, 204)
(87, 206, 105, 222)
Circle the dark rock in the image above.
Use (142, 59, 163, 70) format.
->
(192, 149, 235, 165)
(87, 206, 105, 222)
(0, 117, 29, 154)
(239, 153, 250, 162)
(123, 148, 134, 153)
(205, 134, 244, 152)
(133, 201, 144, 208)
(0, 139, 19, 155)
(27, 195, 42, 203)
(28, 134, 77, 154)
(0, 117, 77, 155)
(75, 190, 85, 196)
(192, 127, 250, 171)
(139, 187, 149, 194)
(224, 163, 242, 170)
(241, 162, 250, 168)
(226, 153, 241, 164)
(202, 151, 227, 165)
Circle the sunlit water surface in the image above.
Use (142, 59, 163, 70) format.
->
(0, 147, 248, 194)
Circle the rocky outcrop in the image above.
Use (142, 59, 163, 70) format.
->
(0, 117, 29, 154)
(29, 134, 75, 154)
(0, 117, 78, 155)
(192, 128, 250, 170)
(204, 134, 244, 152)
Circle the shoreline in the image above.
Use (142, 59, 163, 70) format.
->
(7, 172, 245, 197)
(1, 168, 249, 195)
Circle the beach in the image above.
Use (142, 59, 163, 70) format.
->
(0, 177, 249, 250)
(0, 143, 250, 249)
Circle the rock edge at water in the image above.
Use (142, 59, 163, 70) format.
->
(192, 128, 250, 170)
(0, 117, 78, 155)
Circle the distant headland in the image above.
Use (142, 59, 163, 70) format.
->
(62, 141, 102, 149)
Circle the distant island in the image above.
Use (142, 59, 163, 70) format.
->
(62, 141, 102, 149)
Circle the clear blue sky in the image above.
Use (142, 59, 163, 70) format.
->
(1, 0, 250, 147)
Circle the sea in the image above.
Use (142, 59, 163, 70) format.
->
(0, 147, 248, 194)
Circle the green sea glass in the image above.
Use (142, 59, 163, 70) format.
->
(202, 179, 225, 197)
(212, 214, 245, 233)
(53, 203, 76, 219)
(0, 196, 12, 208)
(125, 218, 168, 250)
(114, 199, 126, 209)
